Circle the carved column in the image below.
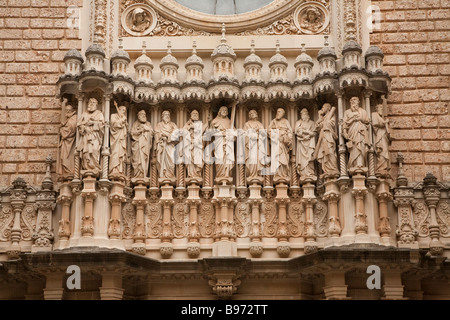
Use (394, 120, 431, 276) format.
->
(7, 178, 27, 259)
(108, 178, 126, 241)
(323, 270, 349, 300)
(131, 178, 148, 255)
(376, 180, 393, 245)
(364, 90, 378, 193)
(249, 199, 263, 258)
(43, 272, 65, 300)
(382, 268, 407, 300)
(276, 182, 290, 258)
(57, 183, 72, 241)
(336, 91, 349, 181)
(73, 93, 84, 182)
(101, 94, 111, 181)
(33, 188, 56, 252)
(212, 183, 237, 256)
(161, 199, 174, 258)
(187, 180, 201, 258)
(80, 173, 96, 237)
(393, 153, 418, 248)
(302, 182, 318, 254)
(352, 174, 369, 242)
(423, 173, 443, 256)
(324, 178, 341, 239)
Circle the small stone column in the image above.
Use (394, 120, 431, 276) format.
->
(57, 183, 72, 242)
(376, 179, 394, 246)
(248, 180, 263, 257)
(108, 178, 126, 249)
(352, 174, 369, 243)
(276, 182, 290, 257)
(100, 272, 124, 300)
(302, 182, 318, 254)
(336, 91, 349, 181)
(160, 178, 175, 258)
(7, 178, 27, 259)
(423, 173, 444, 256)
(382, 269, 407, 300)
(187, 178, 202, 258)
(324, 178, 341, 243)
(80, 172, 97, 238)
(101, 94, 111, 181)
(131, 177, 149, 255)
(212, 184, 237, 257)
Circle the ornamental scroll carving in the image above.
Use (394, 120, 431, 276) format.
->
(412, 200, 430, 237)
(263, 201, 277, 237)
(21, 204, 37, 241)
(122, 202, 135, 239)
(437, 200, 450, 237)
(172, 202, 188, 239)
(314, 200, 328, 237)
(199, 201, 215, 238)
(235, 202, 250, 238)
(288, 201, 304, 238)
(146, 202, 162, 239)
(120, 0, 330, 37)
(0, 206, 13, 242)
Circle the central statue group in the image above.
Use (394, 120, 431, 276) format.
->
(61, 96, 390, 185)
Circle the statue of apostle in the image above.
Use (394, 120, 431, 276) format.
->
(295, 108, 316, 182)
(314, 103, 339, 178)
(243, 109, 265, 183)
(131, 110, 153, 179)
(342, 97, 371, 175)
(268, 108, 293, 183)
(109, 102, 128, 178)
(77, 98, 105, 175)
(58, 98, 77, 180)
(183, 109, 207, 180)
(155, 110, 178, 182)
(372, 104, 391, 177)
(210, 106, 235, 183)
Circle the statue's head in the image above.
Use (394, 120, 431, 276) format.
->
(133, 8, 146, 24)
(306, 8, 319, 22)
(300, 108, 310, 121)
(118, 106, 127, 116)
(376, 104, 384, 115)
(350, 97, 360, 111)
(138, 110, 147, 122)
(276, 108, 285, 120)
(219, 106, 228, 118)
(65, 103, 74, 115)
(249, 109, 258, 120)
(190, 109, 199, 121)
(162, 110, 171, 123)
(322, 103, 331, 113)
(87, 98, 98, 112)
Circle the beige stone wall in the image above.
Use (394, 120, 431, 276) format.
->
(0, 0, 81, 186)
(371, 0, 450, 182)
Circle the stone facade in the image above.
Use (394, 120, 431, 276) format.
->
(0, 0, 449, 300)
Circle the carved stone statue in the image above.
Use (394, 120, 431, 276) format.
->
(183, 109, 207, 180)
(131, 110, 153, 178)
(268, 108, 293, 183)
(243, 109, 265, 183)
(58, 98, 77, 180)
(211, 106, 235, 183)
(295, 108, 316, 182)
(372, 104, 391, 177)
(342, 97, 371, 175)
(77, 98, 105, 174)
(130, 8, 151, 33)
(314, 103, 339, 178)
(300, 7, 324, 33)
(109, 102, 128, 177)
(155, 110, 178, 181)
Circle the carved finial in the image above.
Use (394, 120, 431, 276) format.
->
(119, 38, 123, 50)
(42, 154, 54, 190)
(301, 43, 306, 53)
(324, 35, 329, 47)
(276, 40, 280, 53)
(250, 40, 256, 54)
(396, 152, 408, 187)
(192, 41, 197, 55)
(221, 23, 226, 43)
(167, 41, 172, 54)
(142, 41, 147, 55)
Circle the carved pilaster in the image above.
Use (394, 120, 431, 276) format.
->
(302, 182, 318, 254)
(323, 178, 341, 237)
(7, 178, 27, 259)
(423, 173, 443, 256)
(108, 179, 126, 239)
(80, 172, 97, 237)
(376, 180, 393, 239)
(131, 178, 149, 255)
(352, 174, 368, 237)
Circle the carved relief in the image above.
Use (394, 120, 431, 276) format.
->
(0, 206, 13, 241)
(413, 200, 430, 237)
(146, 202, 162, 239)
(172, 202, 188, 238)
(20, 204, 37, 241)
(294, 2, 330, 35)
(121, 202, 135, 239)
(235, 202, 250, 238)
(199, 202, 215, 238)
(235, 14, 299, 36)
(314, 200, 328, 237)
(263, 201, 277, 237)
(437, 200, 450, 237)
(288, 202, 304, 237)
(122, 4, 157, 36)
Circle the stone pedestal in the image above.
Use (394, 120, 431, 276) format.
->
(187, 182, 201, 258)
(131, 177, 149, 255)
(80, 172, 97, 239)
(100, 272, 124, 300)
(212, 183, 237, 257)
(302, 182, 317, 254)
(323, 178, 341, 247)
(352, 174, 370, 243)
(276, 183, 290, 257)
(108, 179, 126, 250)
(376, 180, 395, 246)
(323, 271, 349, 300)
